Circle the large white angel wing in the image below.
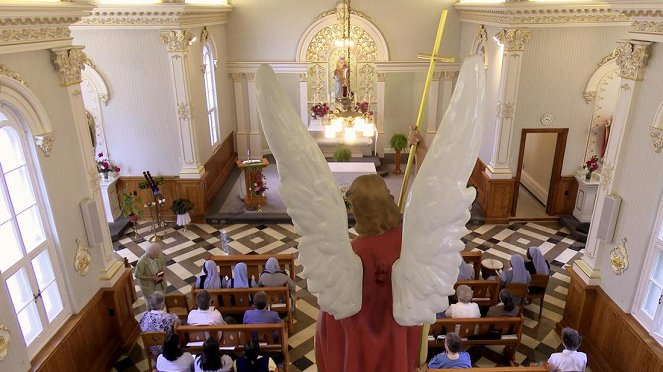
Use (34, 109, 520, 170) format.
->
(255, 65, 363, 319)
(392, 54, 485, 326)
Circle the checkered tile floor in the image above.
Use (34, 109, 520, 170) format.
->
(112, 221, 584, 372)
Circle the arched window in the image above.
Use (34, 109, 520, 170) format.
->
(203, 43, 220, 146)
(0, 107, 67, 352)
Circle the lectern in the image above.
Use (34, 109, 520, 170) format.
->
(236, 158, 269, 210)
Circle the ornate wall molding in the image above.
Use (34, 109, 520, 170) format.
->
(583, 92, 596, 104)
(245, 73, 256, 82)
(494, 29, 531, 51)
(297, 73, 308, 82)
(651, 127, 663, 153)
(615, 40, 651, 81)
(497, 101, 514, 119)
(0, 65, 26, 86)
(455, 4, 629, 27)
(74, 5, 231, 29)
(599, 161, 614, 192)
(599, 48, 621, 66)
(34, 132, 55, 157)
(74, 238, 92, 276)
(51, 46, 87, 86)
(432, 71, 442, 81)
(471, 24, 488, 55)
(160, 30, 192, 54)
(377, 72, 386, 82)
(314, 1, 371, 22)
(0, 324, 9, 362)
(177, 102, 190, 120)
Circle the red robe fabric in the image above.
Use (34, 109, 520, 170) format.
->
(315, 226, 422, 372)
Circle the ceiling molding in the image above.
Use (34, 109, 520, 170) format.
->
(614, 3, 663, 42)
(73, 4, 233, 30)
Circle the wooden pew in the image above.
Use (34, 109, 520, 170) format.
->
(208, 253, 296, 284)
(428, 316, 524, 363)
(461, 251, 482, 280)
(454, 278, 500, 307)
(429, 366, 547, 372)
(174, 322, 289, 371)
(191, 286, 293, 332)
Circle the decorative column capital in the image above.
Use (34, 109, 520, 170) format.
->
(432, 72, 442, 81)
(442, 71, 457, 80)
(245, 73, 256, 82)
(229, 73, 244, 82)
(651, 127, 663, 153)
(497, 101, 514, 119)
(494, 29, 531, 51)
(377, 72, 387, 82)
(160, 30, 192, 54)
(297, 73, 308, 82)
(51, 46, 87, 86)
(34, 132, 55, 156)
(616, 40, 651, 81)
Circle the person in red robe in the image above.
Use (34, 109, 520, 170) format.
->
(315, 174, 423, 372)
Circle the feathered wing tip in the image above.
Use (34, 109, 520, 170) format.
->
(255, 64, 363, 319)
(392, 55, 486, 326)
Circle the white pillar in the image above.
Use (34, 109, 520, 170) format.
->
(376, 72, 386, 157)
(51, 46, 123, 283)
(298, 73, 309, 127)
(246, 73, 263, 159)
(231, 73, 249, 160)
(574, 40, 652, 284)
(485, 29, 531, 180)
(160, 30, 204, 179)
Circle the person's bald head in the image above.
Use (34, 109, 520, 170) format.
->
(146, 243, 162, 259)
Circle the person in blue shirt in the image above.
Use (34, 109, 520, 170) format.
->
(427, 332, 472, 369)
(243, 291, 281, 324)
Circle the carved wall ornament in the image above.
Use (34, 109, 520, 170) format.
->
(599, 48, 621, 66)
(74, 238, 92, 276)
(651, 125, 663, 153)
(443, 71, 458, 80)
(632, 21, 663, 35)
(34, 132, 55, 157)
(0, 324, 9, 362)
(229, 72, 245, 82)
(51, 46, 87, 87)
(0, 13, 76, 46)
(432, 71, 442, 81)
(599, 161, 614, 192)
(307, 64, 326, 103)
(77, 9, 229, 28)
(314, 1, 371, 22)
(200, 26, 209, 45)
(455, 6, 628, 26)
(620, 83, 632, 92)
(87, 165, 100, 198)
(609, 237, 629, 275)
(297, 73, 308, 82)
(583, 91, 596, 104)
(494, 29, 531, 51)
(245, 73, 256, 82)
(615, 41, 651, 81)
(0, 65, 26, 86)
(471, 24, 487, 55)
(177, 102, 190, 120)
(377, 72, 386, 82)
(160, 30, 192, 54)
(305, 23, 378, 63)
(497, 101, 514, 119)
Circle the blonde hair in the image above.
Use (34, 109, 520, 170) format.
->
(346, 175, 401, 236)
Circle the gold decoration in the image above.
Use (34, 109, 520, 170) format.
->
(0, 65, 27, 85)
(494, 29, 531, 51)
(51, 46, 87, 86)
(160, 30, 192, 53)
(497, 101, 514, 119)
(609, 237, 628, 275)
(599, 161, 614, 192)
(305, 23, 377, 62)
(0, 324, 9, 362)
(74, 238, 92, 276)
(650, 127, 663, 153)
(34, 132, 55, 157)
(177, 102, 190, 120)
(456, 6, 628, 26)
(616, 41, 651, 81)
(599, 48, 620, 66)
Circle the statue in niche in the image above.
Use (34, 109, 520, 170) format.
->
(333, 56, 350, 100)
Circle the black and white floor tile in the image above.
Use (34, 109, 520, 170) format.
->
(112, 221, 585, 372)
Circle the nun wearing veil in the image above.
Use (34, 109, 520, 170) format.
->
(525, 246, 551, 276)
(222, 262, 258, 289)
(195, 260, 222, 289)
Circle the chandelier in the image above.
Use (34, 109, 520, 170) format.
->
(323, 0, 375, 144)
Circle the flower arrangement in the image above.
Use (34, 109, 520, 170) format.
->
(170, 198, 194, 215)
(251, 170, 268, 197)
(354, 101, 373, 117)
(311, 103, 330, 119)
(96, 152, 120, 178)
(582, 155, 600, 180)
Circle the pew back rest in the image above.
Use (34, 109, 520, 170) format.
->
(430, 315, 524, 342)
(191, 286, 291, 316)
(208, 253, 296, 283)
(174, 323, 287, 353)
(454, 278, 500, 307)
(461, 251, 482, 280)
(429, 367, 547, 372)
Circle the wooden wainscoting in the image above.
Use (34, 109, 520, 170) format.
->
(468, 158, 516, 224)
(31, 268, 138, 371)
(558, 267, 663, 372)
(115, 134, 236, 222)
(547, 176, 578, 216)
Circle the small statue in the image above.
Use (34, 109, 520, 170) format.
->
(334, 56, 350, 100)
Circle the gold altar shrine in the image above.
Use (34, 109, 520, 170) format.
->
(236, 158, 269, 210)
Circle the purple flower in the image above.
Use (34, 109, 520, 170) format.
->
(98, 152, 103, 158)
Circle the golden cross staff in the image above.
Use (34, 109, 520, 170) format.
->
(397, 9, 455, 210)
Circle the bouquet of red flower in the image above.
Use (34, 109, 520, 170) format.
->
(252, 171, 268, 196)
(311, 103, 330, 119)
(96, 152, 120, 178)
(354, 101, 374, 117)
(581, 155, 600, 180)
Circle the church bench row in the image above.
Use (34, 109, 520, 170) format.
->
(190, 286, 293, 332)
(428, 316, 525, 364)
(174, 323, 290, 371)
(454, 278, 500, 307)
(207, 253, 297, 283)
(429, 366, 547, 372)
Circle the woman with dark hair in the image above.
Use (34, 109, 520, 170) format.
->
(486, 289, 520, 317)
(234, 339, 277, 372)
(156, 333, 194, 372)
(194, 337, 233, 372)
(427, 332, 472, 368)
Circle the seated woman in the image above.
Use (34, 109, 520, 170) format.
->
(138, 291, 179, 357)
(499, 255, 532, 288)
(243, 291, 281, 324)
(445, 285, 480, 318)
(457, 260, 475, 281)
(259, 257, 295, 294)
(547, 327, 587, 372)
(234, 339, 278, 372)
(525, 246, 551, 275)
(195, 260, 222, 289)
(486, 289, 519, 317)
(222, 262, 258, 289)
(156, 333, 194, 372)
(194, 337, 233, 372)
(427, 332, 472, 369)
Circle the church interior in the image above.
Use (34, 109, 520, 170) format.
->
(1, 0, 663, 371)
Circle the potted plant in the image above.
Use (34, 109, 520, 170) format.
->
(333, 144, 352, 162)
(121, 191, 143, 238)
(390, 133, 408, 175)
(171, 198, 194, 230)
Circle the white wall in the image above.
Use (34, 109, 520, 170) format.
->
(599, 42, 663, 312)
(513, 26, 629, 176)
(521, 132, 556, 204)
(72, 29, 181, 176)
